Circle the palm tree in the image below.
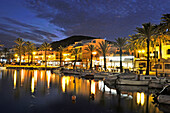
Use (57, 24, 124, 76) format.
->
(85, 44, 96, 69)
(161, 14, 170, 33)
(58, 45, 64, 67)
(96, 41, 109, 71)
(39, 42, 51, 69)
(154, 24, 168, 59)
(7, 53, 14, 63)
(113, 37, 127, 72)
(136, 23, 156, 75)
(3, 48, 8, 59)
(14, 38, 25, 65)
(25, 41, 36, 65)
(72, 48, 79, 69)
(127, 34, 146, 57)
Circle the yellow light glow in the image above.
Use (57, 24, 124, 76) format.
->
(21, 69, 24, 86)
(62, 77, 66, 92)
(92, 51, 97, 55)
(14, 70, 17, 89)
(31, 76, 34, 93)
(141, 92, 145, 106)
(46, 71, 51, 89)
(65, 58, 70, 61)
(91, 80, 96, 94)
(150, 53, 154, 56)
(61, 76, 70, 92)
(41, 71, 43, 80)
(137, 92, 141, 105)
(138, 50, 141, 53)
(34, 70, 37, 83)
(33, 52, 36, 55)
(63, 53, 69, 56)
(137, 92, 145, 106)
(142, 50, 145, 53)
(15, 54, 18, 57)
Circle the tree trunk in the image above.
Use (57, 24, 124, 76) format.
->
(146, 38, 150, 75)
(60, 52, 62, 67)
(28, 54, 30, 65)
(104, 54, 106, 71)
(31, 54, 33, 64)
(73, 55, 77, 69)
(90, 52, 93, 69)
(159, 40, 162, 59)
(19, 54, 21, 66)
(19, 48, 21, 66)
(120, 48, 123, 72)
(45, 50, 47, 69)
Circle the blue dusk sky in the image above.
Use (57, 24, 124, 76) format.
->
(0, 0, 170, 47)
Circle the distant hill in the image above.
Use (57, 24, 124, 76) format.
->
(51, 35, 97, 50)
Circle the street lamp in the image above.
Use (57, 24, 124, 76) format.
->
(32, 52, 36, 64)
(92, 51, 97, 70)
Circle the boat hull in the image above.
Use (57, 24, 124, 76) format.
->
(158, 95, 170, 104)
(0, 67, 6, 70)
(116, 79, 149, 86)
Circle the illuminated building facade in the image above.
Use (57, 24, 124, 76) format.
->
(134, 35, 170, 74)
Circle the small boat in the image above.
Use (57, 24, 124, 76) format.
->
(81, 70, 94, 79)
(148, 82, 164, 89)
(0, 67, 6, 70)
(116, 79, 149, 86)
(105, 74, 167, 86)
(94, 72, 114, 79)
(157, 85, 170, 104)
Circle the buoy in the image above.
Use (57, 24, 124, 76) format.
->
(72, 95, 76, 101)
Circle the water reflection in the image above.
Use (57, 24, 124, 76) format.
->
(0, 69, 165, 113)
(13, 70, 17, 89)
(31, 75, 34, 93)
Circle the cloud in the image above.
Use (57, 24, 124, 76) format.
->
(33, 29, 58, 38)
(0, 32, 17, 47)
(2, 17, 38, 29)
(25, 0, 170, 40)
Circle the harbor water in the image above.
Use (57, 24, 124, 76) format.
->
(0, 69, 167, 113)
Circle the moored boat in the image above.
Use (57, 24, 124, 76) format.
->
(156, 85, 170, 104)
(0, 67, 6, 70)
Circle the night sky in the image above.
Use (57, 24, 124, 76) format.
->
(0, 0, 170, 48)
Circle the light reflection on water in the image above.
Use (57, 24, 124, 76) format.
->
(0, 69, 166, 113)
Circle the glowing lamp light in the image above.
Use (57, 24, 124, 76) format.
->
(33, 52, 36, 55)
(142, 50, 145, 53)
(138, 50, 141, 53)
(150, 53, 154, 56)
(63, 53, 69, 56)
(92, 51, 97, 55)
(15, 54, 18, 57)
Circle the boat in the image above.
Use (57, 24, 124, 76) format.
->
(156, 85, 170, 104)
(116, 79, 149, 86)
(104, 72, 137, 86)
(105, 74, 167, 86)
(62, 69, 82, 75)
(94, 72, 115, 79)
(81, 70, 95, 79)
(148, 82, 164, 89)
(0, 67, 6, 70)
